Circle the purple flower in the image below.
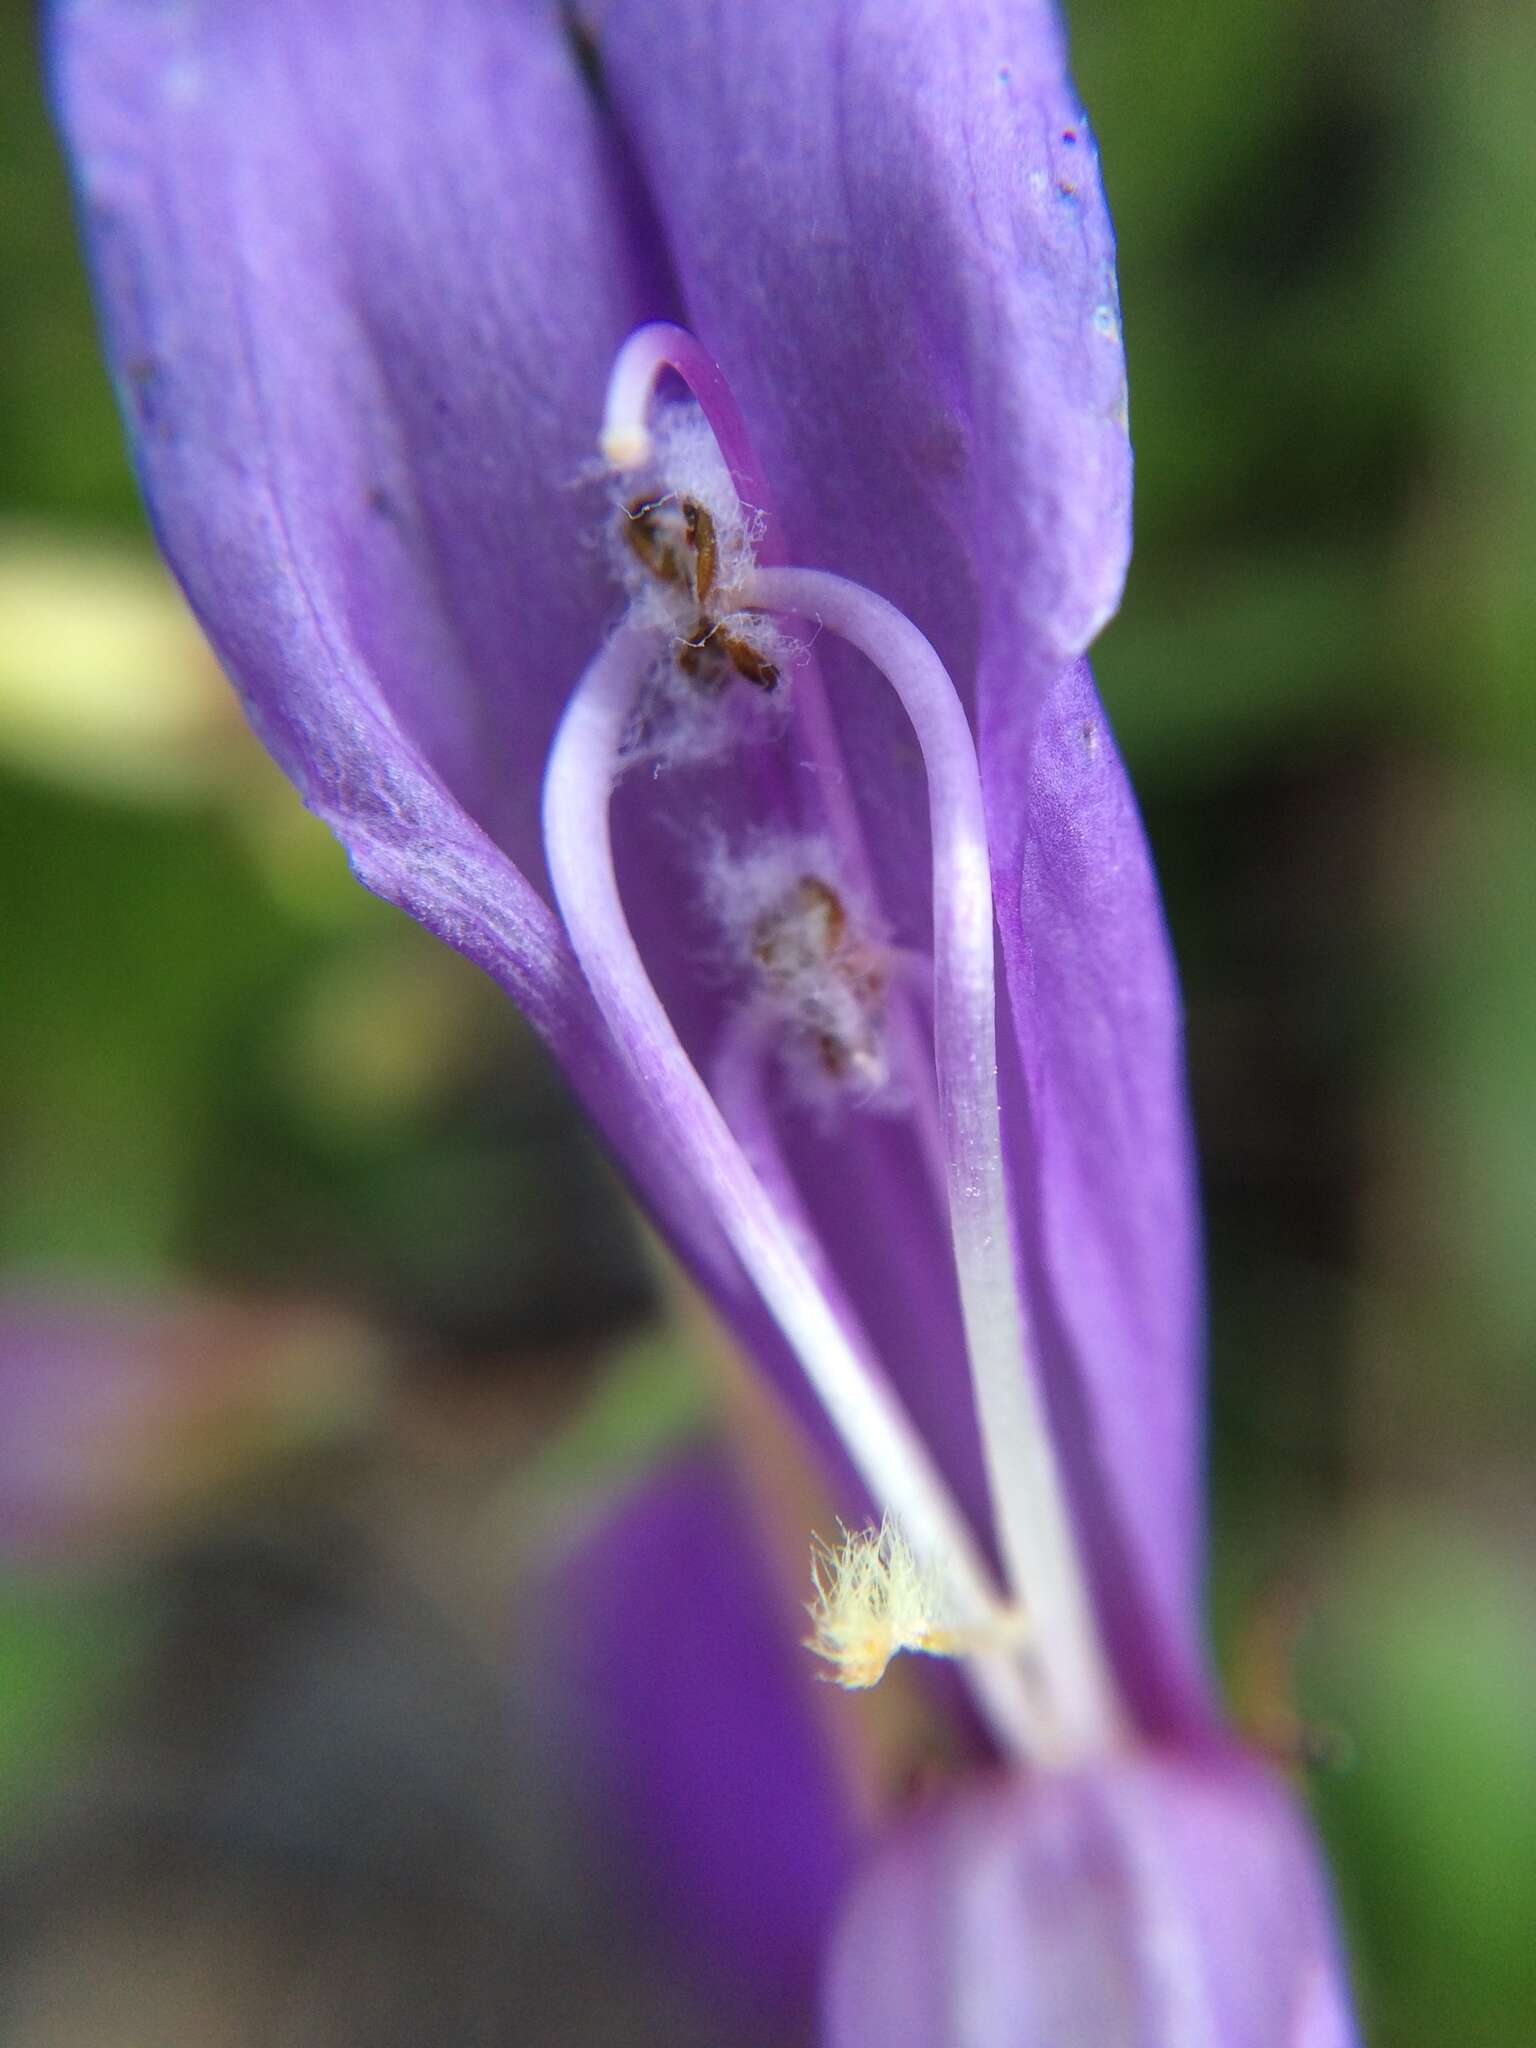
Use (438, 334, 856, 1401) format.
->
(52, 1, 1357, 2040)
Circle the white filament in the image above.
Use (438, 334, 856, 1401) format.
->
(742, 567, 1123, 1761)
(542, 620, 1040, 1759)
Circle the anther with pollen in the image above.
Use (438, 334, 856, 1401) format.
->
(752, 873, 848, 965)
(622, 491, 718, 603)
(622, 493, 685, 585)
(617, 475, 778, 693)
(676, 617, 729, 691)
(716, 626, 778, 690)
(751, 875, 885, 1079)
(683, 497, 717, 602)
(677, 617, 780, 693)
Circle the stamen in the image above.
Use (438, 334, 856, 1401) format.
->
(745, 869, 887, 1092)
(740, 567, 1123, 1760)
(621, 493, 686, 586)
(607, 402, 783, 699)
(600, 325, 952, 1201)
(542, 620, 1040, 1761)
(717, 623, 780, 691)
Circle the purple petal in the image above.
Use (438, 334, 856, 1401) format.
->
(593, 0, 1130, 716)
(825, 1753, 1358, 2048)
(48, 0, 758, 1315)
(50, 0, 997, 1545)
(589, 0, 1130, 1005)
(54, 0, 1187, 1693)
(54, 0, 531, 1025)
(996, 662, 1210, 1735)
(539, 1453, 860, 2030)
(51, 0, 648, 879)
(48, 0, 620, 1012)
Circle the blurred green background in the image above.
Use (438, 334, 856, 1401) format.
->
(2, 1, 1534, 2042)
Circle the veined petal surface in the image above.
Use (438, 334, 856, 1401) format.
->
(592, 0, 1130, 723)
(51, 0, 999, 1552)
(825, 1754, 1359, 2048)
(49, 0, 757, 1304)
(543, 1454, 859, 2031)
(999, 662, 1209, 1731)
(53, 0, 646, 884)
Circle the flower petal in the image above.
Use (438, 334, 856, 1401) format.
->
(591, 0, 1130, 715)
(569, 2, 1169, 1591)
(825, 1754, 1358, 2048)
(51, 0, 651, 880)
(995, 661, 1210, 1734)
(51, 0, 1007, 1543)
(54, 0, 1175, 1664)
(586, 0, 1129, 995)
(540, 1453, 860, 2029)
(49, 0, 746, 1298)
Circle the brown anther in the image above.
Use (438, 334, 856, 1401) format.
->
(751, 877, 847, 976)
(794, 876, 847, 948)
(718, 628, 779, 691)
(814, 1031, 850, 1078)
(676, 616, 729, 691)
(623, 493, 683, 584)
(682, 498, 718, 603)
(673, 611, 778, 696)
(748, 873, 889, 1086)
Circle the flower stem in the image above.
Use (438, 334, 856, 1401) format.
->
(744, 567, 1123, 1761)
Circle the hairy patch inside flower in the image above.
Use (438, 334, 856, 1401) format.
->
(700, 836, 894, 1105)
(807, 1518, 948, 1688)
(606, 400, 783, 698)
(806, 1517, 1013, 1689)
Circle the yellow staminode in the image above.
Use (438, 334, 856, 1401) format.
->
(806, 1516, 969, 1690)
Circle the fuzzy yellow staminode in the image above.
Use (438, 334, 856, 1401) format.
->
(805, 1516, 962, 1690)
